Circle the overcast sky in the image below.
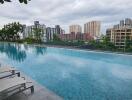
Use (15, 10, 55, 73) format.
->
(0, 0, 132, 34)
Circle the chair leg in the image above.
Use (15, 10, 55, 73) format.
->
(12, 70, 15, 75)
(17, 72, 20, 77)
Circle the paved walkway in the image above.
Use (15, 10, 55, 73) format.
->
(5, 73, 63, 100)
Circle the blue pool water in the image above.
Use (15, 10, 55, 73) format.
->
(0, 43, 132, 100)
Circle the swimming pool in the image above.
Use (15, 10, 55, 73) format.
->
(0, 42, 132, 100)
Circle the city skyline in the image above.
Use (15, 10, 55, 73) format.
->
(0, 0, 132, 33)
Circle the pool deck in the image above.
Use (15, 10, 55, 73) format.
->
(5, 73, 63, 100)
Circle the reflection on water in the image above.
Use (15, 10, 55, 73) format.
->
(35, 46, 47, 55)
(0, 43, 47, 62)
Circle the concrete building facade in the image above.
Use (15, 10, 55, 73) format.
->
(46, 25, 65, 41)
(69, 25, 82, 34)
(84, 21, 101, 37)
(107, 28, 132, 49)
(58, 33, 93, 42)
(55, 25, 61, 34)
(106, 18, 132, 49)
(23, 21, 47, 42)
(46, 27, 54, 41)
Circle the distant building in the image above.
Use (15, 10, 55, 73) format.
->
(34, 21, 39, 26)
(84, 21, 101, 37)
(61, 29, 65, 34)
(69, 25, 82, 34)
(46, 27, 54, 41)
(106, 18, 132, 49)
(107, 28, 132, 49)
(21, 25, 26, 38)
(58, 33, 93, 41)
(45, 25, 65, 41)
(58, 33, 76, 41)
(114, 24, 120, 29)
(114, 18, 132, 29)
(106, 28, 115, 43)
(23, 21, 47, 42)
(55, 25, 61, 34)
(82, 33, 94, 41)
(120, 20, 124, 27)
(125, 18, 132, 26)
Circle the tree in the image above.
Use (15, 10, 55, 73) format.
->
(0, 22, 23, 41)
(87, 36, 116, 51)
(125, 36, 132, 52)
(53, 34, 61, 41)
(0, 0, 30, 4)
(33, 27, 42, 42)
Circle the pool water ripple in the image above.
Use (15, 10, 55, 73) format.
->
(0, 43, 132, 100)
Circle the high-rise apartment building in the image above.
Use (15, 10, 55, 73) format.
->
(23, 21, 47, 42)
(114, 18, 132, 29)
(125, 18, 132, 26)
(46, 27, 55, 41)
(46, 25, 65, 41)
(55, 25, 61, 34)
(69, 25, 82, 34)
(34, 21, 39, 26)
(84, 21, 101, 37)
(120, 20, 124, 27)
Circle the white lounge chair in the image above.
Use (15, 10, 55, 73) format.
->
(0, 67, 20, 79)
(0, 76, 34, 100)
(0, 66, 16, 73)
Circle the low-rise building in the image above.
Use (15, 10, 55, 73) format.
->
(106, 18, 132, 49)
(58, 33, 76, 41)
(107, 28, 132, 49)
(58, 33, 93, 41)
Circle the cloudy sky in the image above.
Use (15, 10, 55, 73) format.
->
(0, 0, 132, 33)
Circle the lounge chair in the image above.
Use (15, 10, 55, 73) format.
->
(0, 76, 34, 100)
(0, 67, 20, 79)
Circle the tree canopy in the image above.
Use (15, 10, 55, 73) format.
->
(33, 27, 42, 42)
(0, 22, 23, 41)
(0, 0, 31, 4)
